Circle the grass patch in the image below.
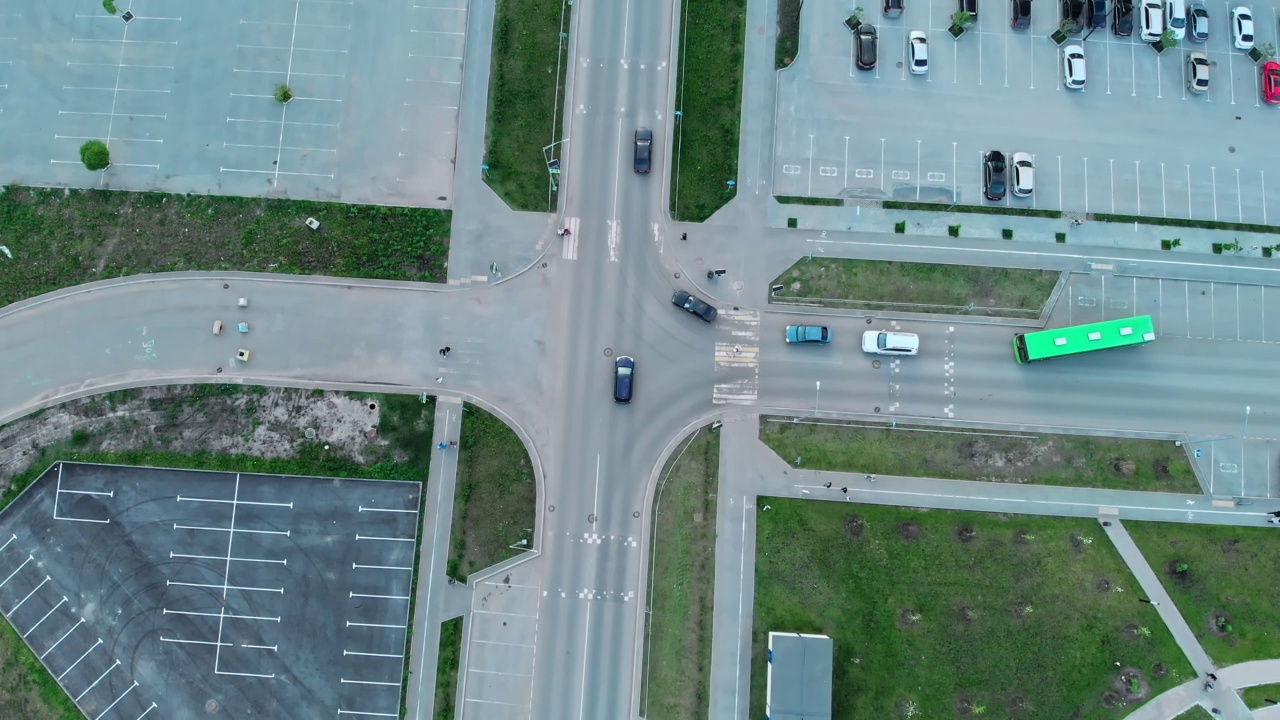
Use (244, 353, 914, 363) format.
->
(482, 0, 572, 211)
(786, 217, 797, 228)
(884, 199, 1064, 219)
(1242, 684, 1280, 708)
(1056, 232, 1067, 243)
(102, 0, 117, 14)
(895, 220, 906, 234)
(0, 188, 449, 306)
(671, 0, 746, 222)
(1094, 213, 1280, 235)
(641, 426, 719, 719)
(447, 404, 535, 582)
(1172, 707, 1216, 720)
(769, 257, 1059, 317)
(433, 617, 464, 720)
(761, 418, 1200, 493)
(774, 195, 842, 207)
(1002, 228, 1014, 239)
(948, 223, 961, 237)
(1127, 522, 1280, 665)
(749, 499, 1193, 719)
(775, 0, 802, 67)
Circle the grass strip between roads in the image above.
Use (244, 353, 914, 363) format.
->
(770, 257, 1060, 317)
(1242, 684, 1280, 709)
(775, 195, 842, 206)
(883, 199, 1064, 219)
(762, 418, 1200, 494)
(433, 617, 464, 720)
(775, 0, 803, 68)
(1093, 212, 1280, 236)
(0, 188, 450, 307)
(447, 404, 536, 582)
(482, 0, 572, 211)
(670, 0, 746, 222)
(1173, 707, 1217, 720)
(750, 499, 1193, 719)
(640, 426, 719, 719)
(1126, 522, 1280, 666)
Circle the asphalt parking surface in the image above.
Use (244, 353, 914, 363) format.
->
(0, 0, 463, 207)
(0, 462, 421, 720)
(777, 0, 1280, 222)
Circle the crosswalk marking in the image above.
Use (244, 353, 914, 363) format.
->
(713, 309, 760, 405)
(561, 216, 580, 260)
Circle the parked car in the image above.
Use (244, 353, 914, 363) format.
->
(884, 0, 904, 17)
(908, 30, 929, 73)
(785, 325, 833, 344)
(1262, 61, 1280, 103)
(856, 24, 878, 69)
(983, 150, 1007, 201)
(862, 331, 920, 356)
(613, 356, 635, 403)
(633, 128, 652, 174)
(1139, 0, 1164, 41)
(1231, 6, 1253, 49)
(1087, 0, 1108, 28)
(671, 290, 717, 322)
(1062, 44, 1087, 89)
(1011, 0, 1032, 28)
(958, 0, 979, 19)
(1011, 152, 1035, 197)
(1188, 2, 1209, 41)
(1165, 0, 1187, 39)
(1186, 52, 1210, 93)
(1061, 0, 1086, 31)
(1113, 0, 1134, 35)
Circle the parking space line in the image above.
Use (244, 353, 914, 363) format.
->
(170, 580, 284, 593)
(915, 140, 921, 201)
(1211, 282, 1216, 339)
(1185, 282, 1189, 334)
(880, 138, 885, 192)
(1161, 163, 1167, 217)
(1156, 52, 1162, 99)
(1057, 156, 1062, 210)
(164, 608, 280, 622)
(355, 534, 414, 542)
(40, 618, 84, 660)
(74, 659, 120, 702)
(1237, 285, 1241, 340)
(951, 142, 957, 200)
(56, 637, 102, 681)
(1263, 171, 1268, 224)
(9, 575, 49, 614)
(340, 678, 399, 686)
(24, 596, 67, 638)
(843, 136, 849, 189)
(1135, 160, 1141, 215)
(806, 134, 813, 196)
(1236, 168, 1243, 221)
(1185, 165, 1191, 218)
(1109, 159, 1115, 213)
(1211, 166, 1218, 220)
(1083, 157, 1088, 213)
(91, 681, 139, 720)
(0, 554, 32, 588)
(1129, 42, 1136, 96)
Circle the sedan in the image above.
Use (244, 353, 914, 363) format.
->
(613, 356, 635, 403)
(1263, 61, 1280, 103)
(1231, 6, 1253, 50)
(633, 128, 652, 174)
(1113, 0, 1134, 35)
(983, 150, 1007, 201)
(785, 325, 832, 344)
(1188, 3, 1208, 41)
(1011, 152, 1034, 197)
(1139, 0, 1163, 41)
(1061, 0, 1086, 32)
(671, 290, 717, 322)
(1186, 52, 1209, 94)
(908, 31, 928, 73)
(1062, 44, 1086, 89)
(856, 24, 878, 69)
(1011, 0, 1032, 28)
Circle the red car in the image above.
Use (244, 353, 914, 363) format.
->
(1264, 61, 1280, 104)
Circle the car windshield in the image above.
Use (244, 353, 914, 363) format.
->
(617, 367, 632, 377)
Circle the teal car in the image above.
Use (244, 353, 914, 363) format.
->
(785, 325, 832, 344)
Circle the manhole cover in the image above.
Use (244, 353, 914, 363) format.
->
(587, 514, 596, 524)
(304, 428, 316, 439)
(604, 348, 613, 357)
(872, 360, 881, 369)
(205, 698, 219, 712)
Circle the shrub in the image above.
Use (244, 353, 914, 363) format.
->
(102, 0, 118, 13)
(1212, 243, 1223, 254)
(273, 84, 293, 103)
(1055, 232, 1066, 243)
(79, 140, 110, 171)
(1002, 228, 1013, 240)
(948, 224, 960, 237)
(787, 217, 797, 229)
(895, 221, 906, 234)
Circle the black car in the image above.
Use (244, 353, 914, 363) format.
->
(1061, 0, 1085, 31)
(1011, 0, 1032, 28)
(672, 290, 717, 322)
(883, 0, 904, 17)
(613, 356, 635, 403)
(983, 150, 1007, 202)
(1113, 0, 1134, 35)
(855, 24, 878, 70)
(958, 0, 979, 19)
(1086, 0, 1108, 27)
(633, 128, 652, 174)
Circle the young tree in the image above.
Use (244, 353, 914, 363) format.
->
(79, 140, 110, 171)
(273, 84, 293, 104)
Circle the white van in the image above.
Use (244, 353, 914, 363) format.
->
(1165, 0, 1187, 39)
(862, 330, 920, 355)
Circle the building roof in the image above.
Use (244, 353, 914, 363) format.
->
(766, 632, 833, 720)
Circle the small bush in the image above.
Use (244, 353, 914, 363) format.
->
(948, 224, 961, 238)
(1161, 239, 1172, 250)
(1212, 243, 1223, 254)
(1002, 228, 1013, 240)
(1264, 247, 1274, 258)
(895, 221, 906, 233)
(273, 84, 293, 103)
(787, 217, 798, 229)
(1055, 232, 1066, 243)
(79, 140, 110, 171)
(102, 0, 118, 13)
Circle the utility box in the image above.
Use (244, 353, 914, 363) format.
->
(305, 217, 321, 230)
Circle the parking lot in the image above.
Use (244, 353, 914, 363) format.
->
(776, 0, 1280, 222)
(0, 0, 461, 207)
(0, 462, 421, 720)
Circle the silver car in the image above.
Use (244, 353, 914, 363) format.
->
(1186, 52, 1209, 93)
(1011, 152, 1034, 197)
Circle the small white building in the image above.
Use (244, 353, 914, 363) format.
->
(766, 631, 833, 720)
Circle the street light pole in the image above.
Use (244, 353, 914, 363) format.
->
(814, 381, 821, 416)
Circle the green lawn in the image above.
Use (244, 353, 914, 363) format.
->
(482, 0, 571, 211)
(1172, 706, 1217, 719)
(775, 0, 803, 68)
(761, 418, 1200, 493)
(1241, 684, 1280, 709)
(1126, 521, 1280, 666)
(0, 188, 450, 306)
(447, 404, 536, 582)
(750, 499, 1193, 719)
(770, 258, 1060, 317)
(670, 0, 746, 222)
(641, 426, 720, 719)
(434, 618, 464, 720)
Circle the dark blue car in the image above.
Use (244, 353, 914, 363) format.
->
(614, 356, 635, 403)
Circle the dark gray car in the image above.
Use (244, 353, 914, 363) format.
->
(983, 150, 1007, 201)
(633, 128, 652, 174)
(613, 356, 635, 403)
(672, 290, 717, 322)
(856, 24, 878, 69)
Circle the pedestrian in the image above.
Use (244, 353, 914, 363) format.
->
(439, 347, 446, 356)
(449, 440, 458, 448)
(1207, 673, 1218, 681)
(841, 487, 848, 494)
(1139, 598, 1152, 604)
(681, 232, 688, 241)
(1268, 517, 1280, 524)
(824, 482, 832, 488)
(1269, 510, 1280, 517)
(443, 346, 452, 357)
(865, 474, 876, 481)
(437, 442, 448, 450)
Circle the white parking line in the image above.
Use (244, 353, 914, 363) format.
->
(916, 139, 921, 201)
(1110, 158, 1115, 213)
(952, 142, 957, 200)
(843, 136, 849, 189)
(1211, 165, 1218, 220)
(1083, 157, 1089, 213)
(1057, 155, 1063, 210)
(1262, 171, 1268, 224)
(1161, 162, 1167, 216)
(1130, 41, 1137, 97)
(880, 138, 886, 192)
(1135, 160, 1141, 216)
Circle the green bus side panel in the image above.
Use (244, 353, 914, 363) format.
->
(1018, 315, 1155, 362)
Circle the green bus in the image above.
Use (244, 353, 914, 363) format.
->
(1014, 315, 1156, 364)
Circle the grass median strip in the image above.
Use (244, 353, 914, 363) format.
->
(883, 199, 1064, 219)
(1242, 684, 1280, 709)
(433, 617, 464, 720)
(1093, 212, 1280, 236)
(775, 0, 803, 68)
(482, 0, 571, 211)
(0, 188, 450, 306)
(774, 195, 842, 206)
(749, 499, 1193, 719)
(640, 426, 719, 720)
(770, 257, 1059, 317)
(447, 404, 535, 582)
(671, 0, 746, 222)
(761, 418, 1200, 494)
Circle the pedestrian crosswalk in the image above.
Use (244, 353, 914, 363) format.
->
(713, 308, 759, 405)
(560, 216, 580, 260)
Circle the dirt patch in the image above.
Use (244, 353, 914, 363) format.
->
(1151, 662, 1167, 678)
(844, 515, 865, 539)
(955, 523, 977, 543)
(1013, 529, 1033, 545)
(1207, 610, 1235, 638)
(1069, 533, 1086, 555)
(1111, 457, 1136, 476)
(1100, 690, 1123, 708)
(898, 521, 921, 542)
(1153, 459, 1174, 483)
(1113, 667, 1149, 702)
(1219, 538, 1240, 557)
(955, 605, 977, 627)
(1008, 600, 1032, 620)
(1096, 578, 1112, 593)
(1164, 559, 1191, 585)
(953, 694, 976, 716)
(1123, 622, 1141, 639)
(1007, 694, 1031, 718)
(897, 608, 922, 628)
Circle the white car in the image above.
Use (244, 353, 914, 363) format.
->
(908, 30, 929, 74)
(1186, 51, 1209, 93)
(1011, 152, 1034, 196)
(1231, 6, 1254, 49)
(1062, 44, 1086, 89)
(1139, 0, 1164, 41)
(862, 330, 920, 355)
